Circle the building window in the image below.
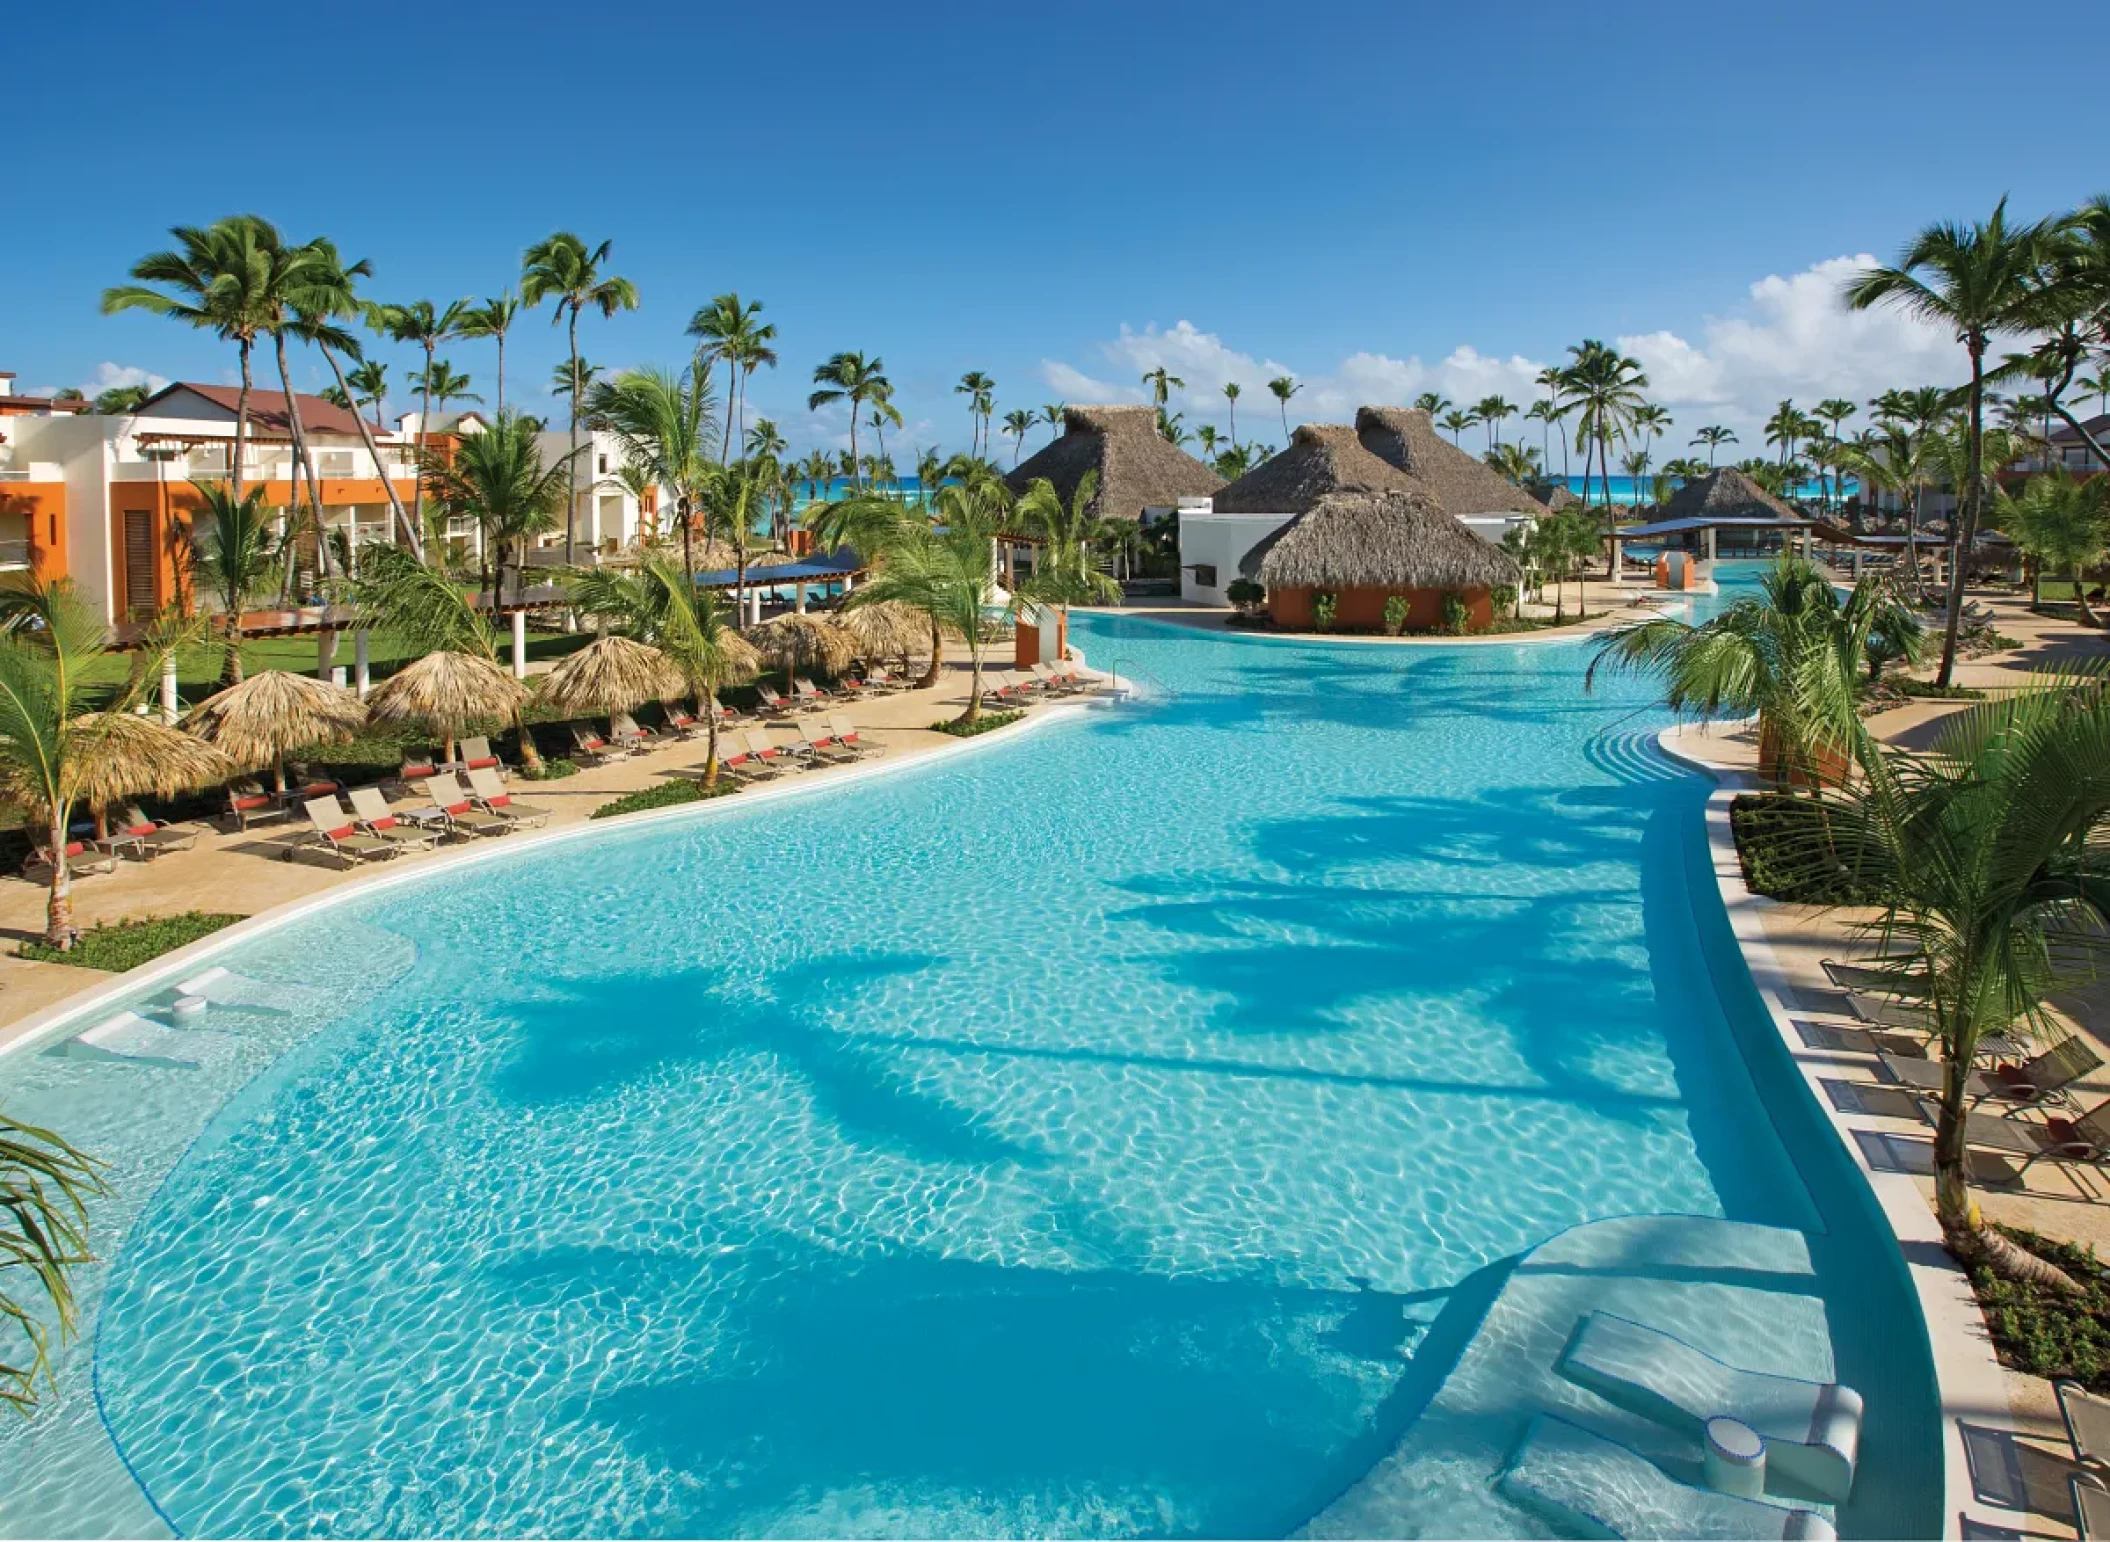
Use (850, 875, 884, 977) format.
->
(1193, 564, 1218, 587)
(598, 454, 608, 474)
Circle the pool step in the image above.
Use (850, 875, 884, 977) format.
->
(50, 1010, 237, 1070)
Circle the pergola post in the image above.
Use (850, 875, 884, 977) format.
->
(795, 581, 808, 615)
(843, 572, 856, 595)
(1610, 535, 1625, 583)
(316, 627, 337, 681)
(354, 630, 371, 699)
(511, 610, 528, 680)
(1704, 525, 1718, 563)
(160, 654, 179, 726)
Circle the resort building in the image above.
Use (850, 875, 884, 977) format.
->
(1003, 405, 1224, 523)
(1242, 488, 1520, 630)
(411, 411, 663, 563)
(1611, 468, 1813, 570)
(1180, 406, 1539, 605)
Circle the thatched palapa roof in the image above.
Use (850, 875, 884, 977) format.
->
(1353, 407, 1547, 518)
(743, 613, 857, 677)
(367, 651, 530, 744)
(185, 670, 367, 771)
(1210, 423, 1417, 513)
(1653, 467, 1802, 524)
(71, 713, 235, 814)
(1003, 405, 1223, 522)
(1213, 408, 1548, 519)
(539, 636, 685, 713)
(1249, 490, 1521, 590)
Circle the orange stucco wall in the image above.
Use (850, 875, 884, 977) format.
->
(1268, 585, 1494, 633)
(0, 481, 68, 582)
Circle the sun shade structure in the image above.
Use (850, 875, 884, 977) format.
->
(537, 635, 686, 714)
(743, 612, 857, 678)
(69, 712, 236, 819)
(837, 600, 928, 666)
(185, 670, 368, 791)
(1250, 489, 1520, 632)
(1213, 408, 1548, 521)
(1003, 405, 1223, 521)
(1653, 467, 1804, 524)
(1353, 407, 1549, 518)
(366, 651, 531, 758)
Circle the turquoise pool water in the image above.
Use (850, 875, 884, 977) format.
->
(0, 568, 1937, 1539)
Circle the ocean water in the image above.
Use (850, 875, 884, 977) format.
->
(0, 567, 1934, 1538)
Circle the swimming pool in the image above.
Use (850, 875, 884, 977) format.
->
(0, 570, 1938, 1539)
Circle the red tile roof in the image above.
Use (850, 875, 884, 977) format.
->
(143, 383, 384, 437)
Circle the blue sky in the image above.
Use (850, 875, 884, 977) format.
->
(9, 0, 2108, 463)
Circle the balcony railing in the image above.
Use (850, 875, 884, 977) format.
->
(0, 541, 35, 569)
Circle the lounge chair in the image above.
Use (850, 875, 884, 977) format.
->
(1500, 1413, 1836, 1541)
(112, 803, 204, 859)
(347, 785, 443, 851)
(1878, 1036, 2102, 1110)
(1920, 1094, 2110, 1175)
(609, 711, 655, 747)
(570, 725, 637, 764)
(713, 733, 779, 783)
(225, 778, 290, 832)
(1845, 991, 1935, 1035)
(824, 713, 876, 760)
(2077, 1473, 2110, 1540)
(742, 727, 803, 773)
(301, 797, 401, 868)
(2060, 1380, 2110, 1473)
(466, 765, 551, 828)
(864, 666, 908, 693)
(709, 697, 751, 725)
(426, 772, 514, 838)
(1558, 1310, 1863, 1502)
(1963, 600, 1996, 623)
(1031, 662, 1081, 696)
(753, 683, 804, 718)
(25, 840, 118, 881)
(1820, 958, 1929, 997)
(792, 676, 835, 707)
(661, 702, 706, 739)
(458, 735, 503, 775)
(396, 756, 438, 790)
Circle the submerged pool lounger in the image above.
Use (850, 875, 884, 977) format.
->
(1559, 1311, 1863, 1502)
(1500, 1413, 1837, 1540)
(52, 1010, 230, 1070)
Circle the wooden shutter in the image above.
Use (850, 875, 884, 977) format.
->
(123, 510, 155, 619)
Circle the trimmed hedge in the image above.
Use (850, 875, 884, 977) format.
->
(590, 777, 738, 820)
(932, 711, 1025, 739)
(1729, 793, 1885, 905)
(1971, 1226, 2110, 1390)
(20, 911, 244, 971)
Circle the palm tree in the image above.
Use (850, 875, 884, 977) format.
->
(1001, 408, 1034, 466)
(369, 297, 470, 545)
(865, 382, 903, 468)
(1157, 408, 1191, 448)
(457, 292, 522, 414)
(1809, 679, 2110, 1278)
(346, 359, 388, 423)
(1763, 399, 1805, 470)
(0, 1109, 105, 1411)
(1041, 402, 1066, 443)
(406, 361, 480, 426)
(1560, 340, 1650, 511)
(1813, 399, 1859, 511)
(1848, 199, 2055, 686)
(422, 410, 579, 610)
(1588, 555, 1903, 788)
(586, 368, 719, 591)
(521, 233, 640, 564)
(1475, 394, 1516, 451)
(1140, 367, 1183, 416)
(1691, 425, 1737, 468)
(1994, 467, 2110, 617)
(1270, 375, 1302, 437)
(1628, 405, 1672, 503)
(1837, 426, 1933, 601)
(1524, 399, 1557, 473)
(102, 216, 278, 500)
(847, 480, 1006, 724)
(1439, 408, 1475, 445)
(956, 371, 996, 458)
(688, 294, 777, 462)
(190, 483, 280, 682)
(1486, 442, 1542, 486)
(1016, 470, 1123, 623)
(1223, 381, 1242, 447)
(808, 352, 890, 488)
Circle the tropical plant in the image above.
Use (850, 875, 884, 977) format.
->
(1225, 576, 1265, 615)
(808, 352, 890, 487)
(1475, 395, 1516, 451)
(522, 232, 639, 563)
(1383, 594, 1410, 636)
(421, 411, 579, 606)
(1157, 408, 1191, 448)
(457, 292, 522, 414)
(1140, 367, 1183, 413)
(1312, 592, 1338, 632)
(91, 384, 151, 415)
(845, 480, 1006, 724)
(688, 293, 777, 461)
(1441, 592, 1470, 635)
(586, 367, 720, 589)
(1692, 425, 1738, 467)
(1015, 471, 1122, 621)
(1222, 381, 1242, 446)
(1848, 199, 2057, 685)
(1041, 403, 1066, 443)
(1271, 376, 1303, 438)
(1486, 441, 1542, 485)
(956, 370, 996, 458)
(1, 1110, 106, 1410)
(189, 483, 280, 682)
(1412, 391, 1449, 417)
(1002, 408, 1035, 466)
(1995, 467, 2110, 618)
(1439, 408, 1476, 445)
(1558, 339, 1650, 511)
(369, 296, 470, 543)
(405, 360, 480, 424)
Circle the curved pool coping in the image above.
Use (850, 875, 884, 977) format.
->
(1655, 722, 2017, 1540)
(1073, 597, 1674, 650)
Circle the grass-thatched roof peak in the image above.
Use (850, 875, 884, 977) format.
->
(1655, 466, 1803, 523)
(1354, 407, 1547, 518)
(1003, 403, 1223, 522)
(1249, 490, 1521, 590)
(1210, 423, 1417, 514)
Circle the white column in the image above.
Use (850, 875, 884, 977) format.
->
(1704, 526, 1718, 563)
(1610, 536, 1625, 583)
(1852, 548, 1864, 580)
(843, 572, 855, 595)
(511, 609, 528, 679)
(354, 630, 372, 698)
(794, 582, 808, 615)
(316, 627, 337, 680)
(160, 654, 179, 725)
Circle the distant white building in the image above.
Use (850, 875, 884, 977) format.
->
(409, 411, 668, 563)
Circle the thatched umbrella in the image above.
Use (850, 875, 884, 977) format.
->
(838, 600, 928, 672)
(367, 650, 531, 764)
(538, 634, 684, 716)
(71, 711, 237, 836)
(185, 670, 367, 793)
(743, 612, 856, 683)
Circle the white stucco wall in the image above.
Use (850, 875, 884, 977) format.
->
(1179, 512, 1294, 605)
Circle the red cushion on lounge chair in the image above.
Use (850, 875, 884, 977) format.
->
(489, 794, 512, 809)
(445, 801, 473, 816)
(466, 756, 498, 770)
(403, 763, 436, 778)
(327, 824, 356, 841)
(62, 841, 87, 857)
(372, 816, 398, 831)
(126, 822, 157, 837)
(233, 795, 271, 811)
(2046, 1116, 2081, 1146)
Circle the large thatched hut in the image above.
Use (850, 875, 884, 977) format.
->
(1209, 423, 1415, 512)
(1003, 405, 1223, 521)
(1353, 407, 1547, 519)
(1653, 466, 1802, 523)
(1247, 490, 1520, 632)
(1209, 409, 1546, 522)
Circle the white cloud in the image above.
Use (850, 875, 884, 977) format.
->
(81, 361, 170, 397)
(1038, 253, 1975, 455)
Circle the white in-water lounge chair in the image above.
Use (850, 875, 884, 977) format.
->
(1558, 1310, 1864, 1502)
(1500, 1413, 1836, 1540)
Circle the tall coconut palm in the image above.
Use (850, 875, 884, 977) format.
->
(1040, 403, 1066, 444)
(190, 483, 281, 683)
(1559, 339, 1649, 511)
(421, 411, 579, 608)
(521, 233, 639, 563)
(807, 352, 889, 488)
(865, 382, 903, 468)
(1439, 407, 1476, 446)
(101, 216, 277, 499)
(1412, 391, 1449, 416)
(1475, 394, 1516, 451)
(0, 1109, 106, 1411)
(1002, 409, 1034, 466)
(1270, 375, 1302, 438)
(1629, 403, 1673, 485)
(955, 370, 996, 459)
(1140, 367, 1183, 418)
(1691, 425, 1737, 468)
(231, 218, 341, 580)
(1848, 199, 2056, 685)
(847, 481, 1005, 724)
(688, 294, 777, 462)
(406, 361, 480, 426)
(369, 297, 470, 544)
(457, 292, 522, 414)
(1837, 425, 1934, 601)
(1223, 381, 1242, 447)
(1813, 398, 1859, 510)
(1994, 467, 2110, 617)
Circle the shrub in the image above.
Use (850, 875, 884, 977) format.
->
(520, 758, 580, 781)
(1441, 591, 1470, 635)
(20, 912, 244, 971)
(1382, 595, 1410, 636)
(1969, 1226, 2110, 1390)
(1225, 577, 1266, 614)
(590, 777, 737, 820)
(1312, 592, 1339, 632)
(1894, 678, 1984, 700)
(933, 710, 1024, 738)
(1492, 583, 1518, 619)
(1730, 793, 1885, 904)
